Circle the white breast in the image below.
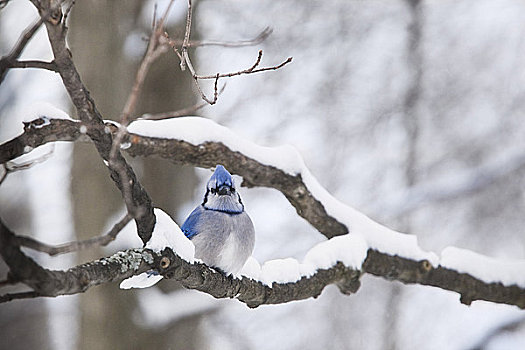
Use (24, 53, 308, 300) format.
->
(216, 232, 243, 273)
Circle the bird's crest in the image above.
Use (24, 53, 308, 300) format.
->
(207, 164, 234, 190)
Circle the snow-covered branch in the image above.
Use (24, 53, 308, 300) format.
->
(1, 212, 523, 308)
(1, 117, 525, 309)
(0, 116, 347, 238)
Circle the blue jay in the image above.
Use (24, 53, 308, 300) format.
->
(120, 165, 254, 289)
(182, 165, 255, 274)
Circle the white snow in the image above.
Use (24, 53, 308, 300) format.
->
(303, 234, 368, 271)
(146, 208, 195, 262)
(127, 117, 306, 175)
(440, 247, 525, 288)
(239, 233, 368, 286)
(119, 273, 163, 290)
(21, 102, 74, 122)
(260, 258, 302, 285)
(237, 256, 261, 280)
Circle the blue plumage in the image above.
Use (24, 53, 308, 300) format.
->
(182, 165, 255, 274)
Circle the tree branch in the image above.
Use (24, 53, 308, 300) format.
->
(6, 59, 59, 72)
(1, 217, 523, 308)
(14, 213, 132, 256)
(0, 17, 43, 83)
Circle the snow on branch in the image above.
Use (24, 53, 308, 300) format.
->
(1, 117, 525, 309)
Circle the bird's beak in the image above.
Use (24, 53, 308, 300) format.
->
(217, 185, 232, 196)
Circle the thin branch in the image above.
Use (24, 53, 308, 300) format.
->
(0, 17, 44, 83)
(8, 59, 59, 72)
(181, 48, 291, 104)
(2, 17, 43, 59)
(179, 38, 291, 104)
(166, 26, 273, 49)
(142, 101, 207, 120)
(192, 73, 220, 105)
(170, 0, 289, 106)
(14, 213, 132, 256)
(194, 50, 293, 80)
(118, 0, 175, 125)
(179, 0, 193, 71)
(141, 84, 226, 120)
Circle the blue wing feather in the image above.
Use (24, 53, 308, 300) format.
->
(181, 206, 204, 239)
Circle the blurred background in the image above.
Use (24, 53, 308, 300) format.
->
(1, 0, 525, 349)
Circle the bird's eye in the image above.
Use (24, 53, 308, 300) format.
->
(211, 188, 217, 194)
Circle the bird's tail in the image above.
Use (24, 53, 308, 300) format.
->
(119, 270, 163, 289)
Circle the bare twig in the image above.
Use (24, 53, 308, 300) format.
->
(166, 27, 272, 49)
(14, 213, 132, 256)
(0, 17, 44, 83)
(167, 1, 289, 106)
(192, 73, 220, 105)
(183, 48, 291, 104)
(173, 0, 291, 105)
(179, 0, 193, 71)
(8, 60, 59, 72)
(142, 101, 207, 120)
(119, 0, 175, 125)
(141, 83, 226, 120)
(194, 27, 272, 48)
(195, 52, 293, 80)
